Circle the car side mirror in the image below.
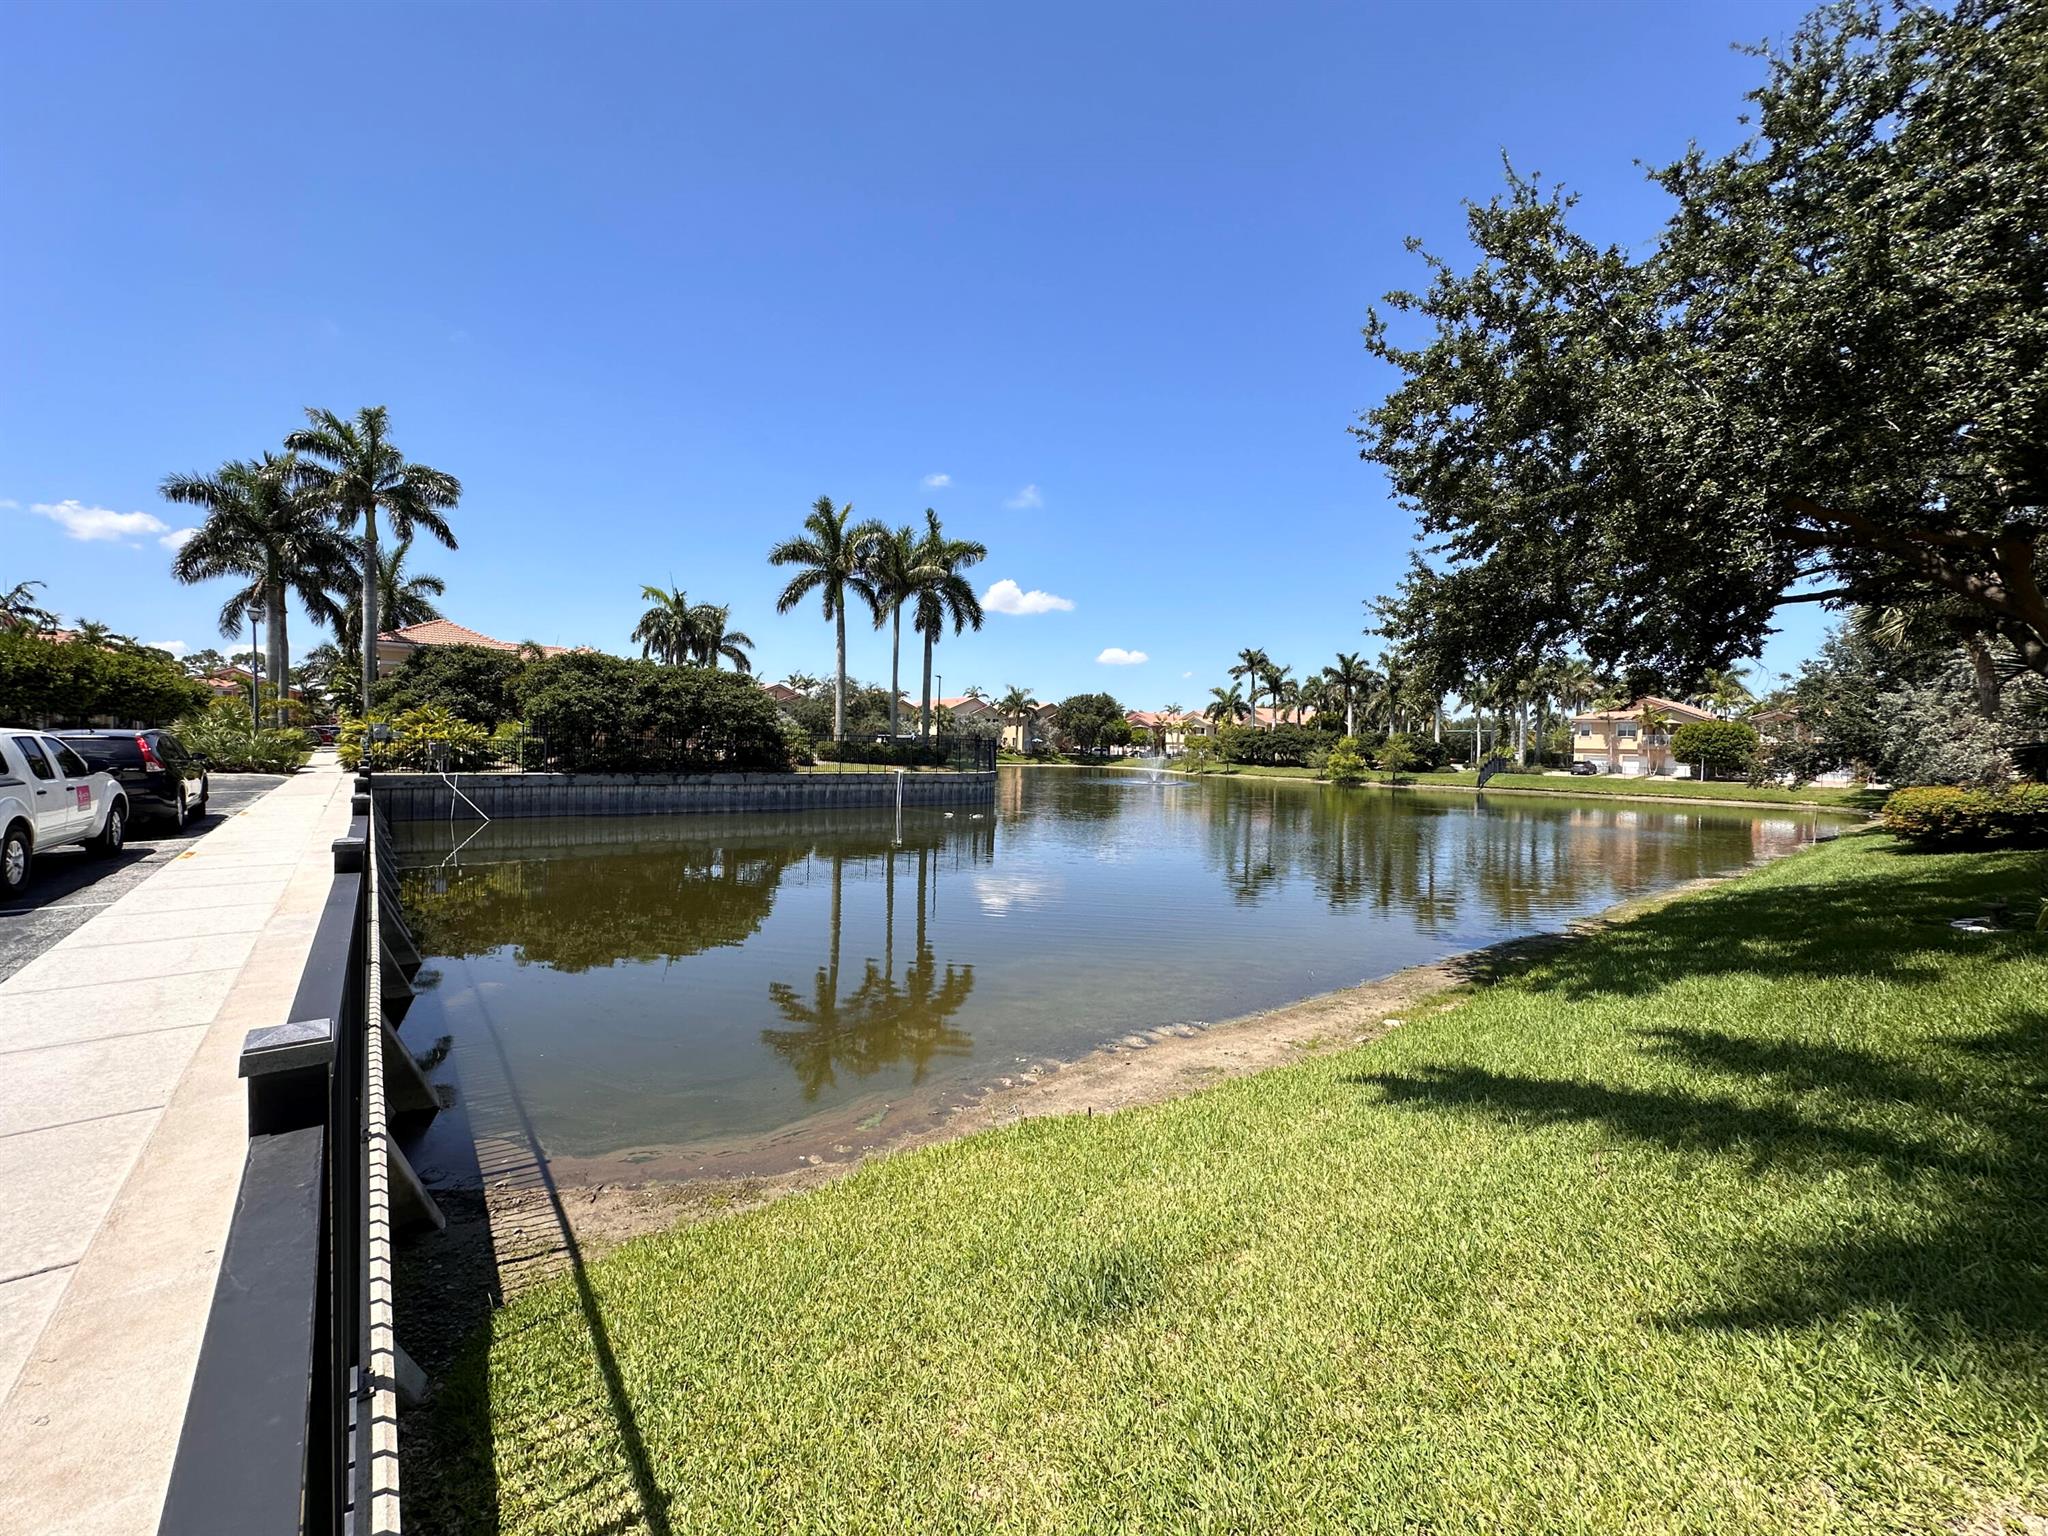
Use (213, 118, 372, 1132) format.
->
(193, 754, 211, 768)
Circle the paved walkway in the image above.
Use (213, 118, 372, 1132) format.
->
(0, 756, 355, 1536)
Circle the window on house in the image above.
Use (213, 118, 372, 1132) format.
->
(1617, 725, 1639, 740)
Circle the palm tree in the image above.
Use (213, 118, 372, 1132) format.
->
(780, 670, 822, 693)
(285, 405, 461, 711)
(688, 603, 754, 672)
(632, 584, 698, 665)
(70, 620, 115, 647)
(770, 497, 886, 740)
(1206, 683, 1250, 725)
(0, 580, 58, 633)
(865, 524, 937, 738)
(909, 510, 986, 744)
(340, 538, 446, 657)
(1689, 667, 1754, 719)
(996, 686, 1038, 752)
(1323, 651, 1375, 737)
(1264, 664, 1299, 725)
(1231, 647, 1271, 728)
(164, 453, 356, 724)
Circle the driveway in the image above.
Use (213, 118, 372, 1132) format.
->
(0, 772, 290, 983)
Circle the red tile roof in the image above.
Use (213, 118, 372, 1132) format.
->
(377, 620, 575, 656)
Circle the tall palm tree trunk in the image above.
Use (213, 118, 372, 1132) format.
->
(359, 511, 379, 716)
(268, 584, 289, 727)
(889, 608, 902, 738)
(248, 614, 263, 734)
(1345, 694, 1355, 737)
(833, 603, 848, 740)
(920, 632, 935, 745)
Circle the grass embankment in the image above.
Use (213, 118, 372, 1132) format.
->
(1164, 761, 1880, 809)
(419, 832, 2046, 1535)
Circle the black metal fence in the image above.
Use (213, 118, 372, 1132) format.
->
(159, 788, 435, 1535)
(814, 733, 998, 773)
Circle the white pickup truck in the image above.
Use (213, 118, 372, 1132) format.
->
(1, 729, 130, 894)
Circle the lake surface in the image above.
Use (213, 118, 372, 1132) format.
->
(393, 769, 1843, 1183)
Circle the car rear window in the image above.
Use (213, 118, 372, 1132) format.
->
(62, 735, 143, 767)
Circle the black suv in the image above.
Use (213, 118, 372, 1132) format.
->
(56, 729, 210, 828)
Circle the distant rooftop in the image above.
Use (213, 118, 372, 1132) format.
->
(375, 620, 576, 656)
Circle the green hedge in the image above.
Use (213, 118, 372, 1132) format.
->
(515, 653, 792, 772)
(1881, 784, 2048, 848)
(0, 629, 211, 725)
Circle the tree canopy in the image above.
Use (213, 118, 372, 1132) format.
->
(1358, 0, 2048, 696)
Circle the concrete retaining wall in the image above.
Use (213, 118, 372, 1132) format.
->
(368, 770, 998, 822)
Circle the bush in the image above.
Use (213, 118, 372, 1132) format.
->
(1881, 784, 2048, 848)
(0, 629, 212, 725)
(1377, 734, 1422, 783)
(1220, 723, 1325, 767)
(174, 697, 311, 774)
(341, 707, 496, 772)
(1669, 720, 1761, 779)
(515, 653, 792, 772)
(1324, 736, 1370, 786)
(814, 739, 952, 769)
(373, 644, 526, 729)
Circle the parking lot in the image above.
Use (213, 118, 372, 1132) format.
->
(0, 772, 289, 983)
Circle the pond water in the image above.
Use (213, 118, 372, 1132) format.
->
(393, 769, 1844, 1183)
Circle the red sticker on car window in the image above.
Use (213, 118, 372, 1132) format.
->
(76, 786, 90, 809)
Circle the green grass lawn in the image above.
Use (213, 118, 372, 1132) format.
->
(1151, 760, 1881, 810)
(417, 832, 2046, 1534)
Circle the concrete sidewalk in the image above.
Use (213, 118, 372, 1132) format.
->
(0, 755, 356, 1536)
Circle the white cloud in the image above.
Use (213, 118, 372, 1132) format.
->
(981, 578, 1073, 616)
(1182, 670, 1193, 679)
(922, 472, 951, 488)
(146, 639, 190, 657)
(160, 526, 198, 551)
(24, 498, 180, 545)
(1005, 483, 1043, 509)
(1096, 647, 1149, 666)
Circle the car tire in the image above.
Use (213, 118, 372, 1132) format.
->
(1, 824, 29, 894)
(173, 789, 188, 831)
(91, 800, 126, 856)
(196, 779, 209, 818)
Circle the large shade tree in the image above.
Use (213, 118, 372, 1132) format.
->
(163, 453, 356, 724)
(286, 406, 461, 711)
(1356, 0, 2048, 696)
(770, 497, 885, 740)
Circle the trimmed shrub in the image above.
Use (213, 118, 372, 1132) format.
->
(373, 644, 526, 728)
(1221, 723, 1325, 767)
(1880, 784, 2048, 848)
(516, 654, 792, 773)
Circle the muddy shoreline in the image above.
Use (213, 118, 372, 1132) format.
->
(444, 856, 1784, 1300)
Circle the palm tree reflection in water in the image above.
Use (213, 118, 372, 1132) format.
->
(764, 844, 977, 1100)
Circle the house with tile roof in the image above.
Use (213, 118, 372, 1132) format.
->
(372, 620, 579, 678)
(1570, 695, 1715, 776)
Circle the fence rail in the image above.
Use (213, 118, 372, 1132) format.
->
(159, 784, 435, 1536)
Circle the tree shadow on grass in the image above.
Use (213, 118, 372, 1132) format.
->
(1349, 1009, 2048, 1362)
(1504, 851, 2042, 1002)
(405, 970, 676, 1536)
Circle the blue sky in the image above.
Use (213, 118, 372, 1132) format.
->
(2, 0, 1827, 705)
